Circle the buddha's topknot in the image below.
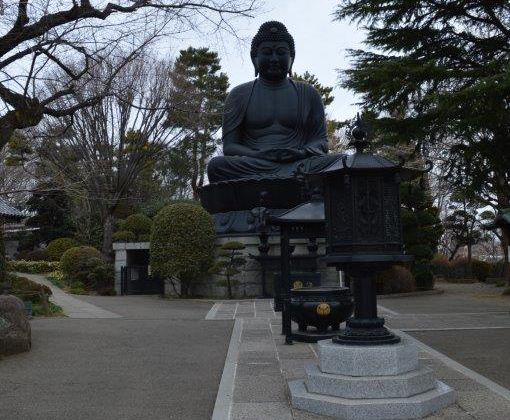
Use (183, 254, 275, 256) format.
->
(250, 21, 295, 60)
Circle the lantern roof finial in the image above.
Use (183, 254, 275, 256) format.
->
(349, 113, 369, 154)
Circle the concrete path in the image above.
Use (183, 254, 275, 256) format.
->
(15, 272, 122, 318)
(1, 281, 233, 420)
(209, 281, 510, 419)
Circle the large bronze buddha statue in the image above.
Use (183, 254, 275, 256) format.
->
(207, 21, 339, 183)
(201, 21, 341, 233)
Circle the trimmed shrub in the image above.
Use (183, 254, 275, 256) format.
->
(15, 248, 49, 261)
(7, 260, 59, 273)
(449, 257, 472, 279)
(46, 270, 66, 288)
(376, 265, 416, 295)
(472, 259, 491, 282)
(8, 273, 52, 303)
(122, 213, 152, 238)
(430, 254, 450, 278)
(47, 237, 79, 261)
(112, 230, 136, 243)
(60, 246, 113, 290)
(414, 263, 435, 290)
(138, 233, 151, 242)
(151, 203, 215, 297)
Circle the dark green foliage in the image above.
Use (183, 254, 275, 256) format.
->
(7, 260, 59, 273)
(23, 183, 74, 248)
(335, 1, 510, 284)
(151, 203, 215, 297)
(46, 238, 79, 261)
(376, 265, 416, 295)
(292, 71, 334, 107)
(112, 230, 136, 243)
(209, 241, 247, 299)
(401, 180, 443, 290)
(7, 273, 52, 304)
(472, 260, 491, 282)
(60, 246, 112, 291)
(165, 47, 229, 198)
(120, 213, 152, 239)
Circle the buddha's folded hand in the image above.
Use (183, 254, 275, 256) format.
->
(261, 148, 307, 162)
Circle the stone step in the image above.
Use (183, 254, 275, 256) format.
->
(318, 338, 418, 376)
(305, 364, 436, 399)
(289, 379, 455, 420)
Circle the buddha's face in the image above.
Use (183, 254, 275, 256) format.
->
(253, 41, 293, 81)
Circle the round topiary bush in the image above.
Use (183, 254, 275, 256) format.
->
(112, 230, 136, 243)
(151, 203, 215, 297)
(47, 237, 79, 261)
(376, 265, 416, 295)
(472, 259, 491, 282)
(60, 246, 107, 289)
(122, 213, 152, 238)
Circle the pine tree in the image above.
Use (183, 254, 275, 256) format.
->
(166, 47, 229, 198)
(209, 241, 247, 299)
(335, 1, 510, 283)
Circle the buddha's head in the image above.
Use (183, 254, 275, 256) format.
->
(251, 21, 295, 81)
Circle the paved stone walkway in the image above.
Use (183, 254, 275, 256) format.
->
(16, 272, 122, 318)
(208, 282, 510, 419)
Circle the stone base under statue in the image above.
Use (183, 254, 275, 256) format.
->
(289, 338, 455, 419)
(190, 234, 338, 298)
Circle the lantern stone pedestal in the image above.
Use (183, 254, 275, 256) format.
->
(289, 338, 455, 419)
(289, 116, 455, 418)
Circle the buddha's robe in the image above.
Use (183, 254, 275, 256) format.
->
(207, 79, 339, 183)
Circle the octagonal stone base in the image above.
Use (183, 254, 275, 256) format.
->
(319, 338, 418, 376)
(305, 364, 436, 399)
(290, 337, 455, 419)
(290, 379, 455, 420)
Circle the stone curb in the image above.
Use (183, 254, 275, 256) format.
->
(378, 289, 444, 299)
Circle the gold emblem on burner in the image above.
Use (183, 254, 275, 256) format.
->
(316, 303, 331, 316)
(293, 280, 303, 289)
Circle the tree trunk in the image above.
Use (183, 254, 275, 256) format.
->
(467, 242, 472, 263)
(226, 274, 233, 299)
(502, 228, 510, 287)
(101, 212, 115, 260)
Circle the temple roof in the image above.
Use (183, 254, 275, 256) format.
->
(0, 198, 25, 220)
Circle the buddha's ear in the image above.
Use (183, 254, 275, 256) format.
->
(288, 58, 294, 77)
(252, 57, 259, 77)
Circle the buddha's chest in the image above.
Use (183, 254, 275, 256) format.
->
(244, 84, 299, 129)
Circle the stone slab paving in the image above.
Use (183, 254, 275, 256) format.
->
(16, 273, 122, 318)
(208, 283, 510, 419)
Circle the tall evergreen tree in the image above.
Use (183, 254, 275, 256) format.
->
(335, 0, 510, 282)
(166, 47, 229, 199)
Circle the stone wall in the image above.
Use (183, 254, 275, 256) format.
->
(112, 236, 340, 298)
(191, 235, 340, 299)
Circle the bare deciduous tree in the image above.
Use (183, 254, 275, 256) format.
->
(38, 54, 184, 255)
(0, 0, 257, 150)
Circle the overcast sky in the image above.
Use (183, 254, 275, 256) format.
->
(163, 0, 366, 121)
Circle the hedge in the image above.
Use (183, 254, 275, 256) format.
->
(7, 260, 60, 273)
